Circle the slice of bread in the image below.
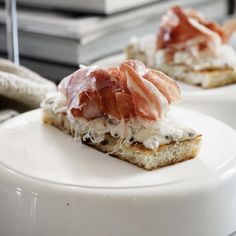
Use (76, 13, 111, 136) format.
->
(42, 107, 202, 171)
(126, 46, 236, 89)
(158, 64, 236, 89)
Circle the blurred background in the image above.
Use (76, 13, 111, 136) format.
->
(0, 0, 235, 83)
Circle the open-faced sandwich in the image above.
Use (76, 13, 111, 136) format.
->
(41, 60, 201, 170)
(126, 6, 236, 88)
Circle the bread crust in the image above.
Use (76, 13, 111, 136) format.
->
(42, 108, 202, 171)
(161, 65, 236, 89)
(84, 135, 202, 170)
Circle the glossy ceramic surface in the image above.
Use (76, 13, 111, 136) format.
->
(0, 109, 236, 236)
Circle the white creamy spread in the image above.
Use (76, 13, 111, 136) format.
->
(157, 45, 236, 70)
(42, 93, 197, 149)
(128, 34, 236, 71)
(129, 35, 156, 67)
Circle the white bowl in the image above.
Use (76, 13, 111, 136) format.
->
(0, 108, 236, 236)
(92, 53, 236, 129)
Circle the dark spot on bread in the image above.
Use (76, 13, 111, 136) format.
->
(83, 136, 91, 142)
(101, 140, 109, 145)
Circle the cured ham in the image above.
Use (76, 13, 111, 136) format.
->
(157, 6, 226, 51)
(58, 60, 181, 121)
(144, 69, 181, 103)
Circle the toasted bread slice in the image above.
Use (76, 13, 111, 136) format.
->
(42, 107, 202, 171)
(126, 45, 236, 89)
(157, 64, 236, 89)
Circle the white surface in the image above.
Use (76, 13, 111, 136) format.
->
(0, 108, 234, 188)
(229, 32, 236, 50)
(92, 53, 236, 129)
(16, 0, 160, 14)
(0, 109, 236, 236)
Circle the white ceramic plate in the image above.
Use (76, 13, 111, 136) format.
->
(0, 108, 235, 188)
(1, 109, 236, 236)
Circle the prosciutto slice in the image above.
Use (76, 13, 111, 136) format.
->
(157, 6, 226, 51)
(58, 60, 181, 121)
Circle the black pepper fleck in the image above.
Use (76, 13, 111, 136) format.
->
(101, 140, 108, 145)
(188, 131, 194, 137)
(84, 137, 90, 142)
